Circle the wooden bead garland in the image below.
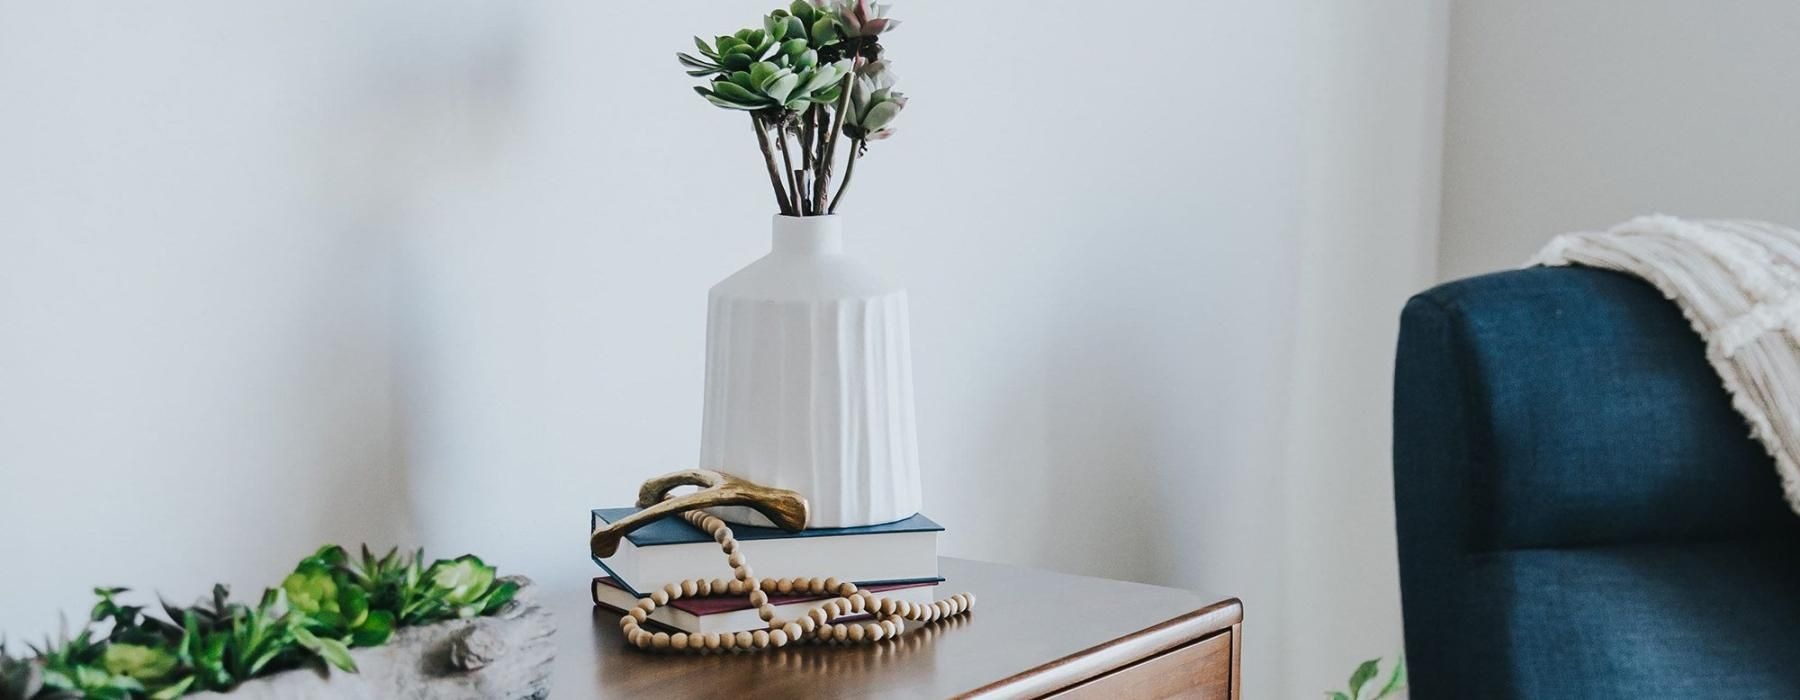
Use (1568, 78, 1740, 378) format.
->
(619, 508, 976, 653)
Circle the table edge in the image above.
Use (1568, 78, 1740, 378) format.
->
(952, 596, 1244, 699)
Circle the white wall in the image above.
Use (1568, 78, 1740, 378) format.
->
(0, 2, 1444, 695)
(1440, 0, 1800, 279)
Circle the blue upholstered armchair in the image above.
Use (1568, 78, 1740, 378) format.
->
(1393, 266, 1800, 698)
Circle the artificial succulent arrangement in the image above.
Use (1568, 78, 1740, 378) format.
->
(0, 545, 518, 700)
(679, 0, 908, 216)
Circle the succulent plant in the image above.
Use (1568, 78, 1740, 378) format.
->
(282, 562, 395, 649)
(845, 60, 906, 141)
(0, 543, 520, 698)
(834, 0, 900, 37)
(676, 1, 911, 215)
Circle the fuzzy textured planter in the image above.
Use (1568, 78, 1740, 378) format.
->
(190, 578, 554, 700)
(700, 215, 922, 529)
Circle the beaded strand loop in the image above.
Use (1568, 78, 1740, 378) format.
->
(619, 508, 975, 652)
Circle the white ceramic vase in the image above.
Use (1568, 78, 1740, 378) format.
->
(699, 214, 921, 529)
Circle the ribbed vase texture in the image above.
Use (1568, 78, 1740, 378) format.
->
(699, 215, 922, 529)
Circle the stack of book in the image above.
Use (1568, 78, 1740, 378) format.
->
(589, 507, 943, 635)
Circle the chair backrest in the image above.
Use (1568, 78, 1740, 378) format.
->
(1395, 266, 1787, 552)
(1392, 266, 1792, 694)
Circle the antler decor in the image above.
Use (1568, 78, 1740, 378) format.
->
(589, 469, 810, 559)
(594, 469, 978, 653)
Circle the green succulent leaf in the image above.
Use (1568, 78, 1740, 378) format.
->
(100, 644, 176, 682)
(714, 80, 766, 106)
(791, 0, 816, 23)
(811, 17, 839, 44)
(780, 38, 808, 57)
(291, 627, 356, 673)
(765, 72, 802, 104)
(428, 556, 497, 608)
(350, 611, 394, 648)
(693, 36, 718, 59)
(1348, 659, 1380, 699)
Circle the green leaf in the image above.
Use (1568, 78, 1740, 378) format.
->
(1326, 693, 1351, 700)
(1348, 659, 1381, 699)
(722, 53, 754, 71)
(790, 0, 815, 23)
(1373, 657, 1407, 699)
(811, 17, 839, 44)
(479, 581, 521, 615)
(693, 36, 718, 59)
(780, 38, 808, 57)
(101, 644, 177, 682)
(794, 49, 818, 70)
(749, 61, 778, 87)
(765, 72, 802, 105)
(713, 80, 767, 106)
(351, 611, 394, 648)
(765, 14, 789, 41)
(292, 627, 357, 673)
(148, 675, 196, 700)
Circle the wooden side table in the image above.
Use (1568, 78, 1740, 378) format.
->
(550, 557, 1243, 698)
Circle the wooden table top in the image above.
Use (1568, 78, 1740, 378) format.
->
(545, 557, 1242, 698)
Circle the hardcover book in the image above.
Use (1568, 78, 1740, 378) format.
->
(590, 507, 942, 595)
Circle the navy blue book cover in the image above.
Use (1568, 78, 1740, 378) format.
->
(589, 508, 943, 548)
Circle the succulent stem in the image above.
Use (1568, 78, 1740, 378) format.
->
(751, 113, 795, 216)
(774, 118, 802, 214)
(813, 71, 857, 212)
(828, 141, 863, 214)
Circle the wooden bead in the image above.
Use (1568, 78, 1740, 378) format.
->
(966, 593, 977, 608)
(631, 629, 651, 647)
(758, 604, 777, 621)
(704, 633, 721, 650)
(865, 623, 884, 641)
(823, 577, 840, 592)
(727, 579, 746, 594)
(650, 591, 668, 606)
(758, 577, 776, 592)
(798, 615, 817, 633)
(735, 631, 753, 648)
(769, 628, 789, 647)
(635, 598, 656, 612)
(713, 528, 731, 544)
(837, 582, 857, 596)
(629, 607, 648, 622)
(878, 598, 896, 615)
(848, 624, 865, 642)
(663, 583, 683, 600)
(777, 578, 795, 594)
(752, 630, 769, 647)
(670, 632, 689, 650)
(881, 619, 899, 637)
(681, 580, 698, 597)
(719, 536, 736, 552)
(735, 567, 755, 582)
(711, 578, 731, 594)
(651, 632, 670, 650)
(727, 553, 744, 568)
(783, 621, 802, 641)
(831, 624, 849, 642)
(808, 576, 825, 593)
(809, 607, 828, 624)
(720, 631, 736, 650)
(748, 590, 769, 607)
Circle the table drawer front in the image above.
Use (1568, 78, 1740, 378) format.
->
(1046, 629, 1234, 699)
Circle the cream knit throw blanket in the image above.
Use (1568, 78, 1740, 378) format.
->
(1532, 215, 1800, 514)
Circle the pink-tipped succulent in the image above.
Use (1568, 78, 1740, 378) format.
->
(835, 0, 900, 37)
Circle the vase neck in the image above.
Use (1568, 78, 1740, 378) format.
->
(771, 215, 843, 255)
